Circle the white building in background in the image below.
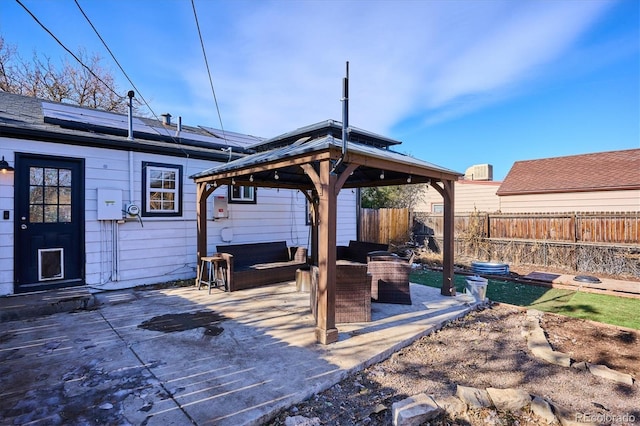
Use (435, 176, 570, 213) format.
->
(415, 164, 502, 214)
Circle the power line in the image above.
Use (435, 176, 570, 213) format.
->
(15, 0, 123, 101)
(191, 0, 228, 144)
(19, 0, 194, 154)
(73, 0, 180, 142)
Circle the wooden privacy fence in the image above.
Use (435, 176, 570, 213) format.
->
(418, 212, 640, 245)
(360, 208, 410, 244)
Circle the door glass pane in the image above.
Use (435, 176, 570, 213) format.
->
(59, 187, 71, 204)
(59, 205, 71, 222)
(45, 187, 59, 204)
(29, 187, 43, 204)
(30, 167, 43, 185)
(44, 205, 58, 223)
(30, 205, 43, 223)
(58, 169, 72, 186)
(44, 168, 58, 186)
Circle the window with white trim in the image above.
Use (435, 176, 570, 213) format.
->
(228, 185, 256, 204)
(142, 162, 183, 216)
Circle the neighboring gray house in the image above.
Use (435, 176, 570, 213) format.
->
(0, 92, 358, 296)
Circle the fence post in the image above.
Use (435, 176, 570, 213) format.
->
(485, 213, 490, 238)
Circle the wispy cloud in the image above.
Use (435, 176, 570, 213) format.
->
(178, 0, 614, 137)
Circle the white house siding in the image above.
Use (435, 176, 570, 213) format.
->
(498, 189, 640, 213)
(0, 140, 357, 295)
(0, 163, 14, 294)
(414, 181, 502, 214)
(336, 189, 358, 245)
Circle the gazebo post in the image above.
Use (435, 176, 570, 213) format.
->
(196, 182, 210, 284)
(441, 179, 456, 296)
(315, 160, 338, 344)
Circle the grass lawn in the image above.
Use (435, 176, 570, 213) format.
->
(410, 269, 640, 330)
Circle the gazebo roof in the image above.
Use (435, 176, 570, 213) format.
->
(190, 122, 461, 189)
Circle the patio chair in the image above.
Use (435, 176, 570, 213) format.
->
(310, 262, 372, 323)
(366, 256, 412, 305)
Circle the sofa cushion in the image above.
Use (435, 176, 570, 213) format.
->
(217, 241, 290, 269)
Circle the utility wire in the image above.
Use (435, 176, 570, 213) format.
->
(73, 0, 183, 146)
(15, 0, 123, 101)
(191, 0, 228, 144)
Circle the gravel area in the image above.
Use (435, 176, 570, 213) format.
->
(269, 304, 639, 425)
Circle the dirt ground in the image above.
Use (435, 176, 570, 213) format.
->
(269, 304, 639, 425)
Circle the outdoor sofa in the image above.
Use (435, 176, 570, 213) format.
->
(336, 240, 389, 263)
(217, 241, 307, 292)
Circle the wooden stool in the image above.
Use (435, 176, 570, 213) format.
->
(198, 254, 227, 293)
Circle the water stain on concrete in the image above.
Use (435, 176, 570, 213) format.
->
(138, 310, 225, 336)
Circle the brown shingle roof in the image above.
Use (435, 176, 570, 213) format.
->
(497, 149, 640, 195)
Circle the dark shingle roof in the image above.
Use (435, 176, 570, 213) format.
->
(497, 149, 640, 195)
(0, 92, 255, 161)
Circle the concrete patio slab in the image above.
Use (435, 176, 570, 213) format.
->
(0, 282, 479, 425)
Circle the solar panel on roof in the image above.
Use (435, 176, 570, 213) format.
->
(42, 102, 145, 129)
(41, 101, 258, 150)
(198, 126, 264, 148)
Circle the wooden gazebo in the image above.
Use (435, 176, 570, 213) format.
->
(191, 121, 461, 344)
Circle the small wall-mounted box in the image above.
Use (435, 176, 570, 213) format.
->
(213, 195, 228, 219)
(97, 189, 123, 220)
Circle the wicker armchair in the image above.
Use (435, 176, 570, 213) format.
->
(310, 262, 372, 323)
(366, 256, 412, 305)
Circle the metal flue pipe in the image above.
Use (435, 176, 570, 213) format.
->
(331, 61, 349, 174)
(342, 61, 349, 157)
(127, 90, 135, 140)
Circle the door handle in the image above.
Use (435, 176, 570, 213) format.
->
(21, 224, 27, 230)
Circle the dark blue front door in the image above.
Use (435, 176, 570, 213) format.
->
(14, 154, 85, 293)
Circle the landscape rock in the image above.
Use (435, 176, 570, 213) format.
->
(392, 393, 443, 426)
(455, 385, 492, 409)
(551, 403, 598, 426)
(571, 361, 588, 371)
(486, 387, 531, 412)
(432, 395, 467, 417)
(527, 326, 571, 367)
(527, 326, 553, 351)
(587, 363, 634, 385)
(526, 309, 544, 320)
(284, 415, 321, 426)
(530, 396, 557, 424)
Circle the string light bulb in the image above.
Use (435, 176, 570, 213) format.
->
(249, 174, 254, 182)
(379, 170, 385, 180)
(407, 175, 412, 183)
(213, 181, 217, 187)
(231, 178, 235, 185)
(274, 171, 280, 180)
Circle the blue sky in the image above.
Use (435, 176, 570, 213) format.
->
(2, 0, 638, 180)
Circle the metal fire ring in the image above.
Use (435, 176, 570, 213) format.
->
(573, 275, 602, 284)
